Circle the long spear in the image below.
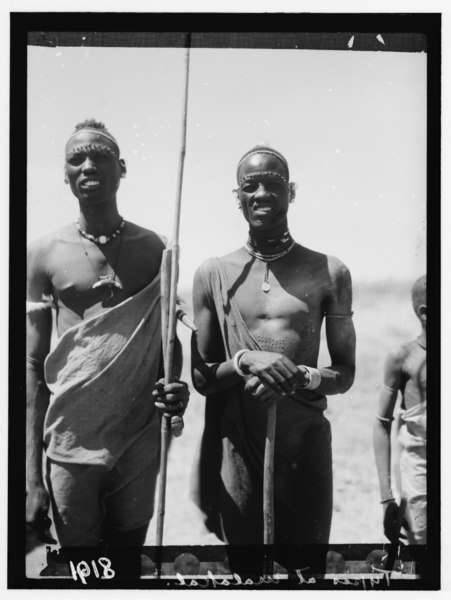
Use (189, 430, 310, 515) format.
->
(156, 33, 192, 573)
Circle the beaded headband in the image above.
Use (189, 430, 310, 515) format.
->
(66, 128, 120, 156)
(237, 146, 289, 182)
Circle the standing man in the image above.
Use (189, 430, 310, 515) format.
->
(191, 145, 355, 576)
(26, 120, 189, 558)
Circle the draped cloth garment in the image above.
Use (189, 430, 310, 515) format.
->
(398, 400, 427, 544)
(192, 258, 333, 549)
(43, 276, 162, 468)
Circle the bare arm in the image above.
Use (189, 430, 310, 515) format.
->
(373, 346, 407, 543)
(373, 348, 403, 502)
(317, 257, 356, 395)
(26, 243, 53, 528)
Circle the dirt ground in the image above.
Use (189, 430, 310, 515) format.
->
(26, 280, 422, 576)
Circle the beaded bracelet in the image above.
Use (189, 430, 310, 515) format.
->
(233, 349, 249, 377)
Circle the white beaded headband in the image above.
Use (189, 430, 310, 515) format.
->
(237, 147, 289, 182)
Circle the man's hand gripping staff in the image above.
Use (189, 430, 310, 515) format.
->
(155, 250, 193, 436)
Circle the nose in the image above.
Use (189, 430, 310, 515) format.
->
(81, 156, 97, 171)
(254, 182, 270, 198)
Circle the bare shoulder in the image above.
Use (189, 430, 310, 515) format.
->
(326, 254, 352, 282)
(123, 221, 166, 250)
(27, 223, 75, 264)
(385, 342, 410, 370)
(291, 243, 336, 273)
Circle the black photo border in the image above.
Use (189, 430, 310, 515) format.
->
(10, 11, 441, 590)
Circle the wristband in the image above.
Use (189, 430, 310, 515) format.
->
(233, 349, 249, 377)
(300, 366, 321, 390)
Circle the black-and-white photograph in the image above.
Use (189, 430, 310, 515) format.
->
(9, 9, 440, 591)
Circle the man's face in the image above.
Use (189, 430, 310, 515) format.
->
(237, 153, 290, 233)
(64, 130, 125, 204)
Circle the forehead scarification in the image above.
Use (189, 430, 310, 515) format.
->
(66, 129, 120, 158)
(66, 142, 118, 160)
(239, 170, 287, 185)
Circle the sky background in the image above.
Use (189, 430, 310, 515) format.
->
(27, 43, 427, 290)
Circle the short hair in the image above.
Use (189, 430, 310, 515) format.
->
(68, 119, 120, 154)
(411, 275, 426, 315)
(237, 145, 289, 182)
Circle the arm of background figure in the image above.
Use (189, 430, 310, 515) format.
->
(373, 347, 406, 542)
(26, 243, 53, 527)
(373, 348, 403, 501)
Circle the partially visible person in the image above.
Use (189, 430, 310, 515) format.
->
(26, 119, 189, 563)
(373, 275, 426, 545)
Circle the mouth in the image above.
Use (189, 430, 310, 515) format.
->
(79, 178, 101, 192)
(252, 204, 274, 217)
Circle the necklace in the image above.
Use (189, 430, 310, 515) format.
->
(78, 230, 124, 297)
(77, 217, 125, 245)
(246, 229, 293, 255)
(244, 233, 296, 293)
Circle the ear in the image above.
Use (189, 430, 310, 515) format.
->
(288, 181, 297, 203)
(119, 158, 127, 178)
(64, 166, 69, 184)
(418, 304, 427, 324)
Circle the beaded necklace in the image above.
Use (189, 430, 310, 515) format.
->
(78, 228, 124, 297)
(77, 217, 125, 245)
(244, 230, 295, 293)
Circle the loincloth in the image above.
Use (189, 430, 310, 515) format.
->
(398, 401, 427, 544)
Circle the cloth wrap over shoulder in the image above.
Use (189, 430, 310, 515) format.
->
(43, 276, 162, 468)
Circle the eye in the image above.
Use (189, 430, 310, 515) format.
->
(66, 153, 85, 166)
(241, 182, 258, 193)
(89, 151, 112, 163)
(265, 180, 283, 192)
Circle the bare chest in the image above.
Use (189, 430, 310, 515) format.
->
(402, 347, 427, 408)
(225, 257, 327, 341)
(47, 238, 161, 324)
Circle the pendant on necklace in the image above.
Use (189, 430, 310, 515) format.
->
(261, 263, 271, 293)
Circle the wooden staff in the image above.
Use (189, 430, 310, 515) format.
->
(156, 33, 192, 570)
(263, 401, 277, 575)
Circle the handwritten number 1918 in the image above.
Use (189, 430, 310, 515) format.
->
(69, 557, 115, 584)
